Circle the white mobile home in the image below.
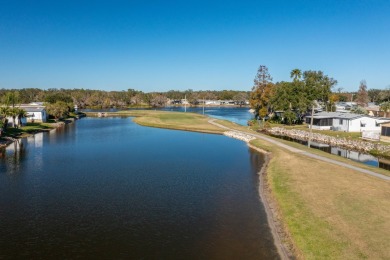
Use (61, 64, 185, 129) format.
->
(306, 112, 390, 132)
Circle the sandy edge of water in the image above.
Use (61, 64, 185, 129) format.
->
(248, 143, 296, 260)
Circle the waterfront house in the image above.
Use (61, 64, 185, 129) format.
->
(305, 112, 390, 132)
(23, 106, 48, 123)
(7, 103, 48, 125)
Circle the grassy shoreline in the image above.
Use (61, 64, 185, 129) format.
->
(0, 119, 75, 148)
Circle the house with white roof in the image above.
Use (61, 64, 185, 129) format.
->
(305, 112, 390, 132)
(17, 103, 48, 124)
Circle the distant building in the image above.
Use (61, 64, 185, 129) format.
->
(366, 105, 384, 117)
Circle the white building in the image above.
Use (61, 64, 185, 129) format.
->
(306, 112, 390, 132)
(23, 106, 48, 123)
(9, 103, 48, 125)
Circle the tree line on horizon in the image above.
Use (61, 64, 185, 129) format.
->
(0, 88, 251, 128)
(0, 88, 250, 110)
(249, 65, 390, 124)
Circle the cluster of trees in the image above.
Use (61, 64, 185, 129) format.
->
(250, 65, 390, 123)
(0, 88, 250, 110)
(250, 65, 337, 124)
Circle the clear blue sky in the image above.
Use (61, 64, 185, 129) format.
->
(0, 0, 389, 92)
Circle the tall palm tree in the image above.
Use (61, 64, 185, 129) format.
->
(8, 107, 19, 128)
(3, 91, 19, 108)
(16, 108, 28, 127)
(290, 69, 302, 82)
(0, 106, 10, 130)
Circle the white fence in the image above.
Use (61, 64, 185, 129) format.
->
(362, 131, 381, 141)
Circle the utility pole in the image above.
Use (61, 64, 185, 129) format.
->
(203, 96, 205, 115)
(184, 95, 187, 113)
(308, 105, 314, 148)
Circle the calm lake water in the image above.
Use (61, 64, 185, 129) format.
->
(82, 106, 255, 126)
(0, 118, 279, 259)
(160, 106, 254, 126)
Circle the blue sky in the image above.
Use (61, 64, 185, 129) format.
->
(0, 0, 389, 92)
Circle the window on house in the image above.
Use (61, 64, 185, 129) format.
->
(339, 119, 343, 125)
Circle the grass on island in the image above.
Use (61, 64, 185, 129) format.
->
(86, 110, 225, 134)
(2, 122, 57, 138)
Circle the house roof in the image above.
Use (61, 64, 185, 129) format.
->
(307, 112, 364, 120)
(23, 107, 46, 113)
(366, 106, 380, 112)
(307, 112, 390, 123)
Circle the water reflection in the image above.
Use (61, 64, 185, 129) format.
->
(0, 140, 27, 175)
(271, 135, 389, 170)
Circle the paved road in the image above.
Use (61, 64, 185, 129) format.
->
(209, 119, 390, 181)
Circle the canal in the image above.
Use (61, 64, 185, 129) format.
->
(0, 118, 279, 259)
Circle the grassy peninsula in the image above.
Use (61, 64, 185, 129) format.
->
(92, 110, 390, 259)
(85, 110, 225, 134)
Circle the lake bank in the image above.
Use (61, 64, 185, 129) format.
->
(0, 119, 75, 149)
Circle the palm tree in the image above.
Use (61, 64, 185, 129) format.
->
(9, 107, 19, 128)
(0, 106, 10, 130)
(290, 69, 302, 82)
(3, 91, 19, 108)
(16, 108, 28, 127)
(380, 101, 390, 117)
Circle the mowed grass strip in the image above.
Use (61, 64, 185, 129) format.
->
(250, 138, 390, 259)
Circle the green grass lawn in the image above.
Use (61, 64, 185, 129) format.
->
(250, 138, 390, 259)
(2, 122, 58, 138)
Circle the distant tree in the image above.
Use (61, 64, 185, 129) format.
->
(355, 80, 369, 107)
(328, 93, 339, 112)
(131, 93, 144, 106)
(203, 91, 217, 100)
(283, 109, 297, 125)
(378, 87, 390, 102)
(250, 65, 274, 118)
(290, 68, 302, 82)
(351, 106, 368, 115)
(368, 89, 382, 103)
(233, 92, 248, 106)
(303, 70, 337, 104)
(150, 93, 168, 107)
(188, 92, 200, 105)
(271, 81, 309, 120)
(380, 101, 390, 117)
(3, 91, 20, 108)
(46, 101, 69, 120)
(44, 90, 72, 104)
(338, 94, 348, 102)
